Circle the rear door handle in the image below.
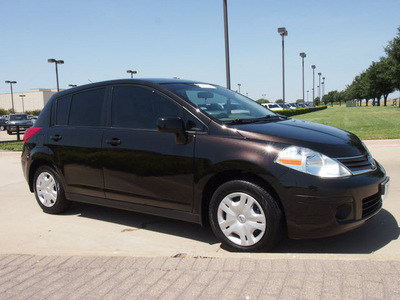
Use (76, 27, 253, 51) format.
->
(50, 134, 62, 141)
(106, 138, 121, 146)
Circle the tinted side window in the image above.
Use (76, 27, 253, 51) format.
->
(69, 88, 105, 127)
(55, 96, 71, 126)
(111, 86, 180, 129)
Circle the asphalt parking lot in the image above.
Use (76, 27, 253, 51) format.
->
(1, 130, 399, 299)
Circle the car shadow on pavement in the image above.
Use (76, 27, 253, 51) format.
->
(274, 209, 400, 254)
(66, 202, 219, 245)
(65, 203, 398, 254)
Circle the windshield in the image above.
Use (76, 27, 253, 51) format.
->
(162, 83, 276, 123)
(10, 114, 28, 121)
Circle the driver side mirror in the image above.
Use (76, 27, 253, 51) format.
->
(157, 117, 187, 144)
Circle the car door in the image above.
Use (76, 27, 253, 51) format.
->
(46, 88, 107, 198)
(102, 85, 196, 212)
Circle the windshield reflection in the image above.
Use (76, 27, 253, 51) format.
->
(162, 83, 276, 123)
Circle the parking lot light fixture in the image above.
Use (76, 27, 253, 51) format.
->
(278, 27, 288, 108)
(48, 59, 64, 92)
(127, 70, 137, 78)
(300, 52, 306, 103)
(223, 0, 231, 89)
(5, 80, 17, 113)
(318, 72, 322, 102)
(311, 65, 316, 106)
(19, 94, 26, 112)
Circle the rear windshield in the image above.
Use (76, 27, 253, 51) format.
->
(162, 83, 275, 123)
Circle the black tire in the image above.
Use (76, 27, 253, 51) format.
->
(209, 180, 283, 252)
(33, 165, 71, 214)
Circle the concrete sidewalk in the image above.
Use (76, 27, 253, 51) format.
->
(1, 254, 399, 299)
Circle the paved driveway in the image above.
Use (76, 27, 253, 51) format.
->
(0, 130, 399, 259)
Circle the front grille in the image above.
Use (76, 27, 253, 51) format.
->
(337, 154, 375, 175)
(362, 193, 382, 218)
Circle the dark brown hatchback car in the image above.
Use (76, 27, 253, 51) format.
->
(22, 79, 390, 251)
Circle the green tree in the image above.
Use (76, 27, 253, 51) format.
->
(256, 98, 270, 104)
(275, 99, 283, 103)
(367, 57, 395, 106)
(385, 27, 400, 106)
(324, 90, 337, 106)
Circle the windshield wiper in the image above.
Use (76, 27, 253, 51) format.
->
(224, 114, 287, 125)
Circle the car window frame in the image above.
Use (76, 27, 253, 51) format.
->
(106, 84, 208, 133)
(50, 86, 108, 128)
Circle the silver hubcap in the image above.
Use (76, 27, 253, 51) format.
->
(217, 192, 266, 246)
(36, 172, 57, 207)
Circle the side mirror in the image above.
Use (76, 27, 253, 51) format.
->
(157, 117, 187, 144)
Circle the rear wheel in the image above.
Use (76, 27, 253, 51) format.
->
(33, 166, 71, 214)
(209, 180, 283, 252)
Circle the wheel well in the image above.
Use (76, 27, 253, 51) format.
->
(201, 171, 285, 227)
(28, 159, 55, 192)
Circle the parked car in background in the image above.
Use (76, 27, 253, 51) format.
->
(28, 115, 39, 126)
(6, 113, 33, 135)
(262, 103, 283, 111)
(22, 78, 389, 252)
(279, 103, 297, 110)
(0, 116, 7, 131)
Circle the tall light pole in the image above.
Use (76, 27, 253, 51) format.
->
(322, 77, 325, 103)
(127, 70, 137, 78)
(299, 52, 306, 104)
(5, 81, 17, 113)
(311, 65, 316, 106)
(223, 0, 231, 89)
(48, 58, 64, 92)
(278, 27, 288, 108)
(19, 94, 26, 112)
(318, 72, 322, 103)
(237, 83, 241, 93)
(307, 90, 309, 102)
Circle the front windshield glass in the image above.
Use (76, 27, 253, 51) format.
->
(162, 83, 276, 123)
(10, 114, 28, 121)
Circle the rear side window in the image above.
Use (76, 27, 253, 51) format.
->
(69, 88, 106, 127)
(55, 96, 71, 126)
(111, 86, 180, 129)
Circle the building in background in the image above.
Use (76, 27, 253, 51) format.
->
(0, 89, 60, 112)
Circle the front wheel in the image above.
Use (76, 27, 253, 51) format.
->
(33, 166, 71, 214)
(209, 180, 283, 252)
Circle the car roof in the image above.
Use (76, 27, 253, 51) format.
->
(53, 78, 208, 98)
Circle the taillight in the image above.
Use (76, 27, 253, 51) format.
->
(23, 127, 42, 143)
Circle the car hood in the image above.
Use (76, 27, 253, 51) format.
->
(233, 118, 367, 158)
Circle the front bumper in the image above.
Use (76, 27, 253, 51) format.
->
(276, 164, 389, 239)
(6, 125, 31, 132)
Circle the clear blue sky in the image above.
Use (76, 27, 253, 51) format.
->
(1, 0, 400, 102)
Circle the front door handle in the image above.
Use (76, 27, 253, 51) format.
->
(106, 138, 121, 146)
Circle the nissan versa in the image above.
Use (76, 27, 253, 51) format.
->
(21, 79, 390, 252)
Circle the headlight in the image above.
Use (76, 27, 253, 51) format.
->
(275, 146, 351, 178)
